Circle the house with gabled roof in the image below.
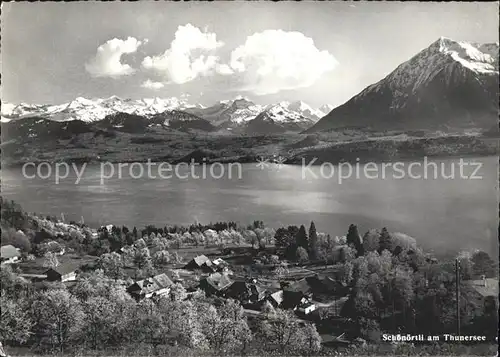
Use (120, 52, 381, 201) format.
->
(1, 245, 21, 264)
(45, 261, 81, 282)
(464, 276, 499, 316)
(266, 290, 284, 307)
(127, 273, 174, 300)
(282, 278, 313, 309)
(199, 272, 233, 296)
(225, 280, 266, 304)
(184, 255, 212, 270)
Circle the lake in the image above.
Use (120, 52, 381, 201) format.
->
(1, 156, 498, 256)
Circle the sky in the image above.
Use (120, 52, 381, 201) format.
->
(1, 1, 498, 108)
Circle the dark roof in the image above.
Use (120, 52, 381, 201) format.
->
(284, 278, 311, 294)
(45, 261, 81, 275)
(227, 281, 265, 297)
(1, 245, 21, 259)
(132, 273, 174, 295)
(204, 273, 233, 291)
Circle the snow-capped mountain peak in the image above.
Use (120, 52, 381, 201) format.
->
(2, 96, 328, 133)
(308, 37, 499, 133)
(389, 37, 498, 92)
(319, 104, 334, 115)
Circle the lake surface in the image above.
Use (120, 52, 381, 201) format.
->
(1, 156, 498, 256)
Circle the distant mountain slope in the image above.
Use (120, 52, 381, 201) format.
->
(243, 102, 316, 134)
(1, 96, 200, 123)
(2, 117, 93, 140)
(307, 37, 499, 133)
(184, 97, 264, 128)
(149, 110, 216, 132)
(2, 96, 327, 135)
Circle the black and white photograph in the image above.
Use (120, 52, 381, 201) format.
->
(0, 1, 498, 356)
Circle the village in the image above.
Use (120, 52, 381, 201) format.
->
(1, 221, 357, 347)
(1, 198, 498, 356)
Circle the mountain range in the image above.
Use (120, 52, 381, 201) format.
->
(1, 96, 331, 135)
(2, 37, 498, 139)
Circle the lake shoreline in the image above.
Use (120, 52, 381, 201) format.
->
(1, 150, 498, 169)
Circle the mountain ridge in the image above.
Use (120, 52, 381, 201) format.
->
(2, 96, 331, 134)
(307, 37, 499, 133)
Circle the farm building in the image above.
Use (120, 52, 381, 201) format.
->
(266, 290, 284, 307)
(282, 278, 313, 309)
(296, 301, 317, 315)
(225, 280, 266, 304)
(0, 245, 21, 264)
(464, 276, 499, 316)
(184, 255, 212, 270)
(127, 273, 174, 300)
(212, 258, 230, 272)
(45, 262, 80, 282)
(199, 272, 233, 296)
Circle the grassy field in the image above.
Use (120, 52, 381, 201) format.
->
(11, 254, 98, 274)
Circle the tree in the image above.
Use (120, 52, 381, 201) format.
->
(152, 250, 171, 267)
(0, 295, 33, 344)
(256, 227, 275, 246)
(204, 229, 219, 245)
(243, 230, 258, 249)
(32, 289, 84, 353)
(0, 264, 29, 299)
(299, 323, 322, 355)
(274, 227, 293, 249)
(171, 251, 183, 264)
(97, 252, 124, 280)
(296, 246, 309, 263)
(471, 251, 496, 278)
(378, 227, 392, 253)
(170, 269, 181, 281)
(346, 224, 364, 256)
(316, 233, 337, 264)
(390, 232, 417, 252)
(296, 225, 308, 250)
(339, 245, 356, 263)
(363, 229, 380, 252)
(258, 309, 303, 354)
(160, 299, 208, 349)
(168, 283, 188, 302)
(81, 297, 117, 349)
(43, 251, 59, 268)
(308, 221, 318, 259)
(132, 299, 169, 348)
(200, 300, 252, 353)
(133, 247, 153, 271)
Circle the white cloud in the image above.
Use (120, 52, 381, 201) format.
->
(227, 29, 338, 95)
(216, 63, 234, 75)
(141, 79, 165, 90)
(142, 24, 224, 84)
(85, 37, 143, 78)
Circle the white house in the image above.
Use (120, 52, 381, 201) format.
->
(1, 245, 21, 264)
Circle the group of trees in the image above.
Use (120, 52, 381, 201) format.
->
(339, 241, 498, 342)
(274, 221, 358, 264)
(0, 266, 321, 355)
